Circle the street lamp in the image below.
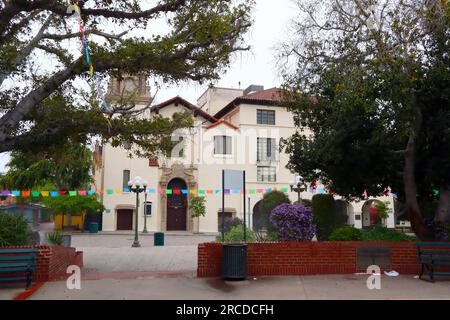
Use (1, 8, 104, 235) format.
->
(128, 176, 148, 247)
(289, 175, 307, 206)
(143, 187, 149, 234)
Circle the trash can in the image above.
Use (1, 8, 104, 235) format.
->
(222, 243, 247, 280)
(154, 232, 164, 246)
(89, 222, 99, 234)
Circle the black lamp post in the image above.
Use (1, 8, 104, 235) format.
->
(128, 176, 148, 248)
(289, 175, 307, 206)
(143, 189, 148, 234)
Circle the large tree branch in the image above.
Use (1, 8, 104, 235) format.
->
(0, 57, 85, 142)
(42, 29, 128, 41)
(0, 13, 53, 86)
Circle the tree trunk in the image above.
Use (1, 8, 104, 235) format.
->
(402, 108, 434, 240)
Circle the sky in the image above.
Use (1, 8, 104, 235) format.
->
(0, 0, 297, 173)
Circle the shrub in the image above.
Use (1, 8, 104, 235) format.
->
(0, 213, 32, 246)
(46, 231, 64, 245)
(259, 190, 291, 232)
(216, 225, 256, 243)
(329, 226, 363, 241)
(270, 203, 316, 241)
(312, 194, 346, 240)
(362, 226, 416, 242)
(221, 217, 243, 233)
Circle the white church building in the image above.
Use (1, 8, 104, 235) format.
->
(92, 75, 396, 232)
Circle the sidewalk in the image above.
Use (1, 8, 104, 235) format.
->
(28, 274, 450, 300)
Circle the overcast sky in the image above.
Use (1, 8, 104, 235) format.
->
(0, 0, 296, 173)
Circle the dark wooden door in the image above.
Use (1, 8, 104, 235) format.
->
(167, 178, 187, 231)
(117, 209, 133, 230)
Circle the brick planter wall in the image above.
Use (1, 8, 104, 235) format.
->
(197, 241, 423, 277)
(1, 245, 83, 281)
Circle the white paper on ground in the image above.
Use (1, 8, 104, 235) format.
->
(384, 270, 399, 276)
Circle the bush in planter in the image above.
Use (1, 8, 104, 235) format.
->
(0, 213, 32, 246)
(270, 203, 316, 241)
(362, 226, 416, 242)
(329, 226, 363, 241)
(216, 225, 256, 243)
(222, 217, 244, 233)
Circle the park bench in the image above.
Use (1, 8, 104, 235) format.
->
(417, 242, 450, 282)
(0, 248, 38, 289)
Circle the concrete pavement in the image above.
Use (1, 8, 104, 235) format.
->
(28, 274, 450, 300)
(71, 233, 216, 273)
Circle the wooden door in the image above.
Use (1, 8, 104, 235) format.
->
(117, 209, 133, 230)
(167, 178, 187, 231)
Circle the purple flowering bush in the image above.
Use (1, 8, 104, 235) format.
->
(270, 203, 316, 241)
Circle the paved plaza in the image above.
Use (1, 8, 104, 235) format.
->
(28, 274, 450, 300)
(72, 233, 216, 273)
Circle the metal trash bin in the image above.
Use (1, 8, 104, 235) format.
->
(154, 232, 164, 246)
(89, 222, 99, 234)
(222, 243, 247, 280)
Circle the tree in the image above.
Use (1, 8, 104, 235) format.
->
(259, 190, 291, 232)
(42, 194, 105, 231)
(0, 0, 254, 155)
(311, 194, 338, 241)
(189, 196, 206, 233)
(280, 0, 449, 240)
(0, 140, 93, 190)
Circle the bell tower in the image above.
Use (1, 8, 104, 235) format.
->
(106, 73, 151, 105)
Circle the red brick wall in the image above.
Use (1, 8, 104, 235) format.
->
(0, 245, 83, 281)
(197, 241, 423, 277)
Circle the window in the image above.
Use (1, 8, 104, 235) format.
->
(257, 166, 277, 182)
(214, 136, 232, 155)
(257, 138, 277, 161)
(257, 109, 275, 125)
(122, 170, 130, 190)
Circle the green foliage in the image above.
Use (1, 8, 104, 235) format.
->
(280, 0, 450, 238)
(222, 217, 243, 233)
(312, 194, 343, 240)
(0, 141, 93, 190)
(0, 213, 32, 246)
(362, 227, 417, 242)
(329, 226, 363, 241)
(259, 190, 291, 232)
(189, 196, 206, 218)
(216, 225, 256, 243)
(42, 195, 104, 216)
(46, 231, 64, 246)
(374, 201, 391, 220)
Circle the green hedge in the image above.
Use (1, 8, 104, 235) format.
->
(329, 226, 363, 241)
(216, 225, 256, 243)
(329, 226, 416, 242)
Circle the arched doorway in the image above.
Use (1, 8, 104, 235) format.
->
(252, 200, 264, 231)
(362, 199, 383, 228)
(166, 178, 188, 231)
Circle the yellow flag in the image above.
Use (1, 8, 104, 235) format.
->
(115, 188, 122, 194)
(41, 191, 50, 197)
(189, 189, 197, 195)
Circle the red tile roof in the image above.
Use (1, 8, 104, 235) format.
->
(213, 88, 283, 119)
(152, 96, 217, 123)
(206, 119, 239, 130)
(241, 87, 282, 102)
